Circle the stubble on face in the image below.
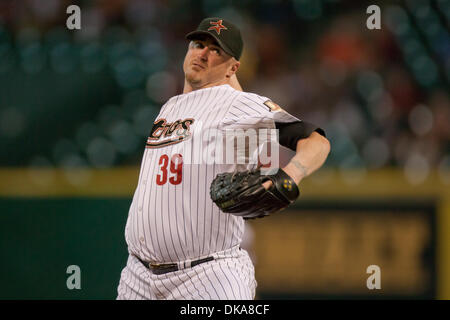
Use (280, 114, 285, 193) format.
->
(184, 59, 203, 86)
(183, 46, 209, 87)
(183, 38, 236, 90)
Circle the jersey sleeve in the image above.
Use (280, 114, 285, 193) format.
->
(221, 92, 283, 129)
(221, 92, 325, 151)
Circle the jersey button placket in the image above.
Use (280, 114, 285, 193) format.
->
(137, 178, 145, 247)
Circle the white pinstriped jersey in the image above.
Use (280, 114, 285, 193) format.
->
(124, 84, 300, 263)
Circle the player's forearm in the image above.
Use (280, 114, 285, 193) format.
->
(282, 131, 330, 184)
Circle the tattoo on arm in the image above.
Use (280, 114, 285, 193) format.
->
(291, 159, 308, 177)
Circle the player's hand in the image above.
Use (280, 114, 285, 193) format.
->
(263, 167, 298, 190)
(262, 180, 272, 190)
(210, 168, 300, 219)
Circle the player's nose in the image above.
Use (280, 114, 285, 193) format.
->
(198, 47, 208, 61)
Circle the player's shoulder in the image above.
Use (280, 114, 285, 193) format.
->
(236, 90, 269, 105)
(232, 89, 283, 115)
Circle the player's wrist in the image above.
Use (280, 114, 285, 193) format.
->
(282, 163, 305, 185)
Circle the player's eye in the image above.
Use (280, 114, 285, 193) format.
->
(211, 47, 221, 56)
(193, 41, 204, 49)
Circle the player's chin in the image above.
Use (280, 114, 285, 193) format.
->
(185, 71, 202, 83)
(189, 65, 205, 75)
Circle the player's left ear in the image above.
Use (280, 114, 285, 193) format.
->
(226, 60, 240, 78)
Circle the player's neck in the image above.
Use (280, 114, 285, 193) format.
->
(183, 78, 231, 94)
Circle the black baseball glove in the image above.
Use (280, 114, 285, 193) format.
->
(210, 168, 300, 219)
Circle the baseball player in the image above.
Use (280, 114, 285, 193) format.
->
(117, 17, 330, 300)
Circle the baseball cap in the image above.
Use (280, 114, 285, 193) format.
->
(185, 17, 243, 60)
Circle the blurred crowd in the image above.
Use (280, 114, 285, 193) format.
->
(0, 0, 449, 183)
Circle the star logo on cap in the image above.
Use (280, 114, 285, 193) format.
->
(208, 19, 228, 35)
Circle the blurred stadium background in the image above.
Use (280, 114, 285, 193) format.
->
(0, 0, 449, 299)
